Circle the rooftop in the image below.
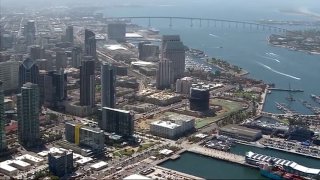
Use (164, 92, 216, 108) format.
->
(102, 107, 131, 114)
(126, 33, 143, 38)
(76, 157, 93, 165)
(0, 162, 17, 172)
(124, 174, 151, 180)
(151, 120, 180, 129)
(166, 114, 195, 123)
(104, 44, 127, 51)
(220, 124, 261, 137)
(90, 161, 108, 169)
(16, 154, 44, 163)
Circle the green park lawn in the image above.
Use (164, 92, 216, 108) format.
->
(195, 98, 243, 129)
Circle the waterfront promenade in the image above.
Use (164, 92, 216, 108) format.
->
(189, 146, 245, 164)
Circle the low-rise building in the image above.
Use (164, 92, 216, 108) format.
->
(150, 114, 195, 139)
(0, 162, 18, 176)
(90, 161, 108, 171)
(15, 154, 44, 165)
(219, 124, 262, 142)
(142, 92, 182, 106)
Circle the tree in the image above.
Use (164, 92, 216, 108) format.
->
(48, 113, 58, 121)
(215, 70, 221, 77)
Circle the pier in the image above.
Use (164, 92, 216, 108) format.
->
(268, 88, 304, 92)
(153, 166, 205, 180)
(189, 146, 246, 165)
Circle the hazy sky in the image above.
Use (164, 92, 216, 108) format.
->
(1, 0, 319, 19)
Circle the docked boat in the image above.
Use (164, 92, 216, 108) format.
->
(246, 151, 320, 180)
(260, 162, 304, 180)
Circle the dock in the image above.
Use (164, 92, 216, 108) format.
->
(268, 88, 304, 92)
(189, 146, 246, 164)
(152, 166, 205, 180)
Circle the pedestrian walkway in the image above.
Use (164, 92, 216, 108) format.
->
(189, 146, 245, 164)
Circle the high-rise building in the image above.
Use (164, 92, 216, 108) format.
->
(48, 150, 73, 177)
(84, 30, 96, 59)
(107, 23, 126, 42)
(156, 59, 174, 90)
(189, 88, 210, 111)
(17, 83, 40, 148)
(65, 122, 105, 152)
(30, 45, 44, 60)
(100, 107, 134, 137)
(38, 70, 47, 105)
(138, 42, 159, 61)
(101, 63, 115, 108)
(44, 70, 67, 107)
(19, 58, 39, 88)
(80, 56, 95, 107)
(176, 77, 193, 95)
(0, 61, 19, 91)
(36, 59, 53, 71)
(162, 35, 185, 79)
(65, 26, 74, 44)
(0, 81, 7, 152)
(161, 35, 180, 56)
(55, 51, 67, 70)
(24, 20, 36, 45)
(71, 46, 82, 68)
(0, 33, 14, 50)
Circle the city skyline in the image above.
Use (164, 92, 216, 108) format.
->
(0, 1, 319, 179)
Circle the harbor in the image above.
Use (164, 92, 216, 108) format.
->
(157, 143, 320, 180)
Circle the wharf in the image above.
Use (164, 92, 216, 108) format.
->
(268, 88, 304, 92)
(152, 166, 204, 180)
(189, 146, 246, 165)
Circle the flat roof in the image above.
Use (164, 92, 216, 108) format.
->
(126, 33, 143, 38)
(76, 157, 93, 165)
(0, 162, 17, 172)
(90, 161, 108, 169)
(124, 174, 151, 180)
(159, 149, 173, 155)
(131, 61, 155, 67)
(220, 124, 261, 137)
(37, 151, 49, 157)
(167, 114, 195, 122)
(151, 120, 180, 129)
(11, 160, 31, 167)
(102, 107, 130, 114)
(104, 44, 127, 51)
(16, 154, 44, 163)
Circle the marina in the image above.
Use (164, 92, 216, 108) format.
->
(159, 151, 267, 180)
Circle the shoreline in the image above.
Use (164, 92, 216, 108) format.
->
(267, 35, 320, 55)
(264, 145, 320, 160)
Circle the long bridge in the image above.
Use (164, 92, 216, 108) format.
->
(104, 16, 292, 33)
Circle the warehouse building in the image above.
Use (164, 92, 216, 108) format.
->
(219, 124, 262, 142)
(150, 114, 195, 139)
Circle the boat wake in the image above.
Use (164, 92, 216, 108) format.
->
(209, 34, 220, 38)
(257, 62, 301, 80)
(259, 55, 281, 63)
(265, 52, 280, 58)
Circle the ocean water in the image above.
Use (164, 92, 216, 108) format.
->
(100, 0, 320, 114)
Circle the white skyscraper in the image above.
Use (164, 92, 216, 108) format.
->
(156, 59, 174, 90)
